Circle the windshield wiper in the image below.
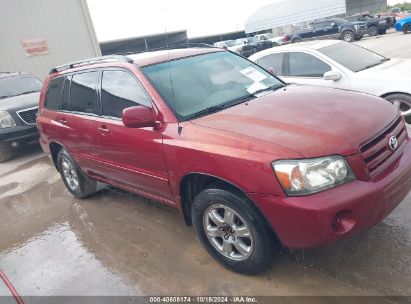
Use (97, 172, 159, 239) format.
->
(16, 90, 40, 96)
(185, 104, 228, 120)
(250, 84, 284, 96)
(357, 58, 390, 72)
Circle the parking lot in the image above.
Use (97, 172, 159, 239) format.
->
(1, 32, 411, 302)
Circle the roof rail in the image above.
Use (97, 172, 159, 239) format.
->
(49, 55, 133, 74)
(116, 42, 217, 55)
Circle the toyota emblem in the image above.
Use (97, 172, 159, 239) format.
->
(389, 136, 398, 151)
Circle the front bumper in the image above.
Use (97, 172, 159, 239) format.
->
(0, 125, 39, 151)
(250, 139, 411, 249)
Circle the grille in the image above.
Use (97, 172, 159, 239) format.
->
(17, 107, 38, 125)
(360, 117, 407, 175)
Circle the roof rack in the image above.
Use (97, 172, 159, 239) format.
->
(116, 42, 216, 55)
(49, 55, 133, 75)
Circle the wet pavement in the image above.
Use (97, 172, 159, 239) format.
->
(0, 146, 410, 301)
(1, 33, 411, 301)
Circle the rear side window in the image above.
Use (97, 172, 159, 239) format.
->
(70, 71, 99, 114)
(288, 52, 331, 77)
(257, 53, 284, 76)
(45, 77, 64, 110)
(101, 70, 151, 118)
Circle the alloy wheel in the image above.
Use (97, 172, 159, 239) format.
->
(203, 204, 254, 261)
(343, 32, 354, 42)
(61, 157, 79, 191)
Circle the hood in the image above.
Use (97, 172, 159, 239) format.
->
(359, 58, 411, 77)
(0, 92, 40, 113)
(191, 85, 397, 158)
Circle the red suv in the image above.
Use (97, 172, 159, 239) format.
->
(38, 48, 411, 274)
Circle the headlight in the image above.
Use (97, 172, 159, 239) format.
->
(0, 111, 16, 129)
(272, 156, 355, 196)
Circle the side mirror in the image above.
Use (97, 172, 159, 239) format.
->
(267, 67, 277, 75)
(122, 106, 155, 128)
(324, 70, 341, 81)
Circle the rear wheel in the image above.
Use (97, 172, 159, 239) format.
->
(291, 37, 302, 43)
(191, 185, 280, 275)
(368, 25, 378, 36)
(0, 150, 12, 163)
(385, 93, 411, 126)
(404, 24, 411, 34)
(342, 30, 355, 42)
(57, 148, 97, 198)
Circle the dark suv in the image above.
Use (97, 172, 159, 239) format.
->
(0, 72, 42, 162)
(38, 50, 411, 274)
(345, 14, 387, 36)
(290, 18, 367, 43)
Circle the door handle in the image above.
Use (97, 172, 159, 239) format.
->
(97, 126, 110, 134)
(58, 118, 67, 125)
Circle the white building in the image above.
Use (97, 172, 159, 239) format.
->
(0, 0, 101, 79)
(245, 0, 388, 34)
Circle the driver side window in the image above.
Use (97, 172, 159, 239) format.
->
(288, 52, 331, 77)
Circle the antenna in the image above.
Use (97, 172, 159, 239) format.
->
(162, 6, 177, 119)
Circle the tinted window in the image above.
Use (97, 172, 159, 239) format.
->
(101, 70, 151, 118)
(70, 71, 98, 114)
(62, 76, 71, 111)
(257, 53, 284, 76)
(288, 52, 331, 77)
(45, 77, 64, 110)
(319, 42, 386, 72)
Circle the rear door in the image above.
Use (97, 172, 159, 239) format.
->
(256, 53, 285, 77)
(58, 70, 103, 174)
(95, 68, 173, 203)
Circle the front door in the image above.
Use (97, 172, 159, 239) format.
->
(95, 68, 173, 204)
(282, 52, 350, 90)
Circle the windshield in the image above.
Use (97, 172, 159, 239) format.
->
(318, 42, 387, 72)
(0, 75, 42, 99)
(142, 51, 283, 120)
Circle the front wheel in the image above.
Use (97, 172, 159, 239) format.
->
(57, 149, 97, 198)
(368, 25, 378, 36)
(404, 24, 411, 34)
(341, 30, 354, 42)
(385, 93, 411, 126)
(191, 186, 279, 275)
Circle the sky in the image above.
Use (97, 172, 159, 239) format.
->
(87, 0, 408, 42)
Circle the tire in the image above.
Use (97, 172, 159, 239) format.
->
(191, 185, 280, 275)
(368, 25, 378, 36)
(0, 150, 12, 163)
(404, 24, 411, 34)
(291, 37, 301, 43)
(272, 42, 279, 47)
(384, 93, 411, 126)
(341, 30, 355, 42)
(379, 28, 387, 35)
(57, 148, 97, 198)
